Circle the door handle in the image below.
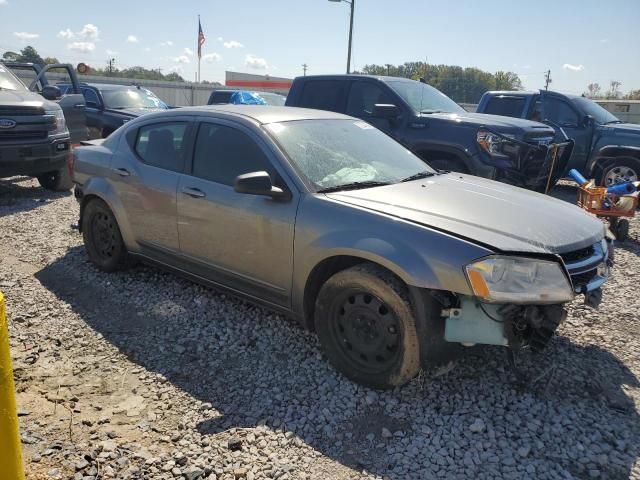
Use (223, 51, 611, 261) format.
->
(73, 103, 85, 109)
(114, 167, 130, 177)
(182, 187, 206, 198)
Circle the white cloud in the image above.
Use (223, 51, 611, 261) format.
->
(14, 31, 39, 40)
(57, 28, 75, 39)
(224, 40, 243, 49)
(79, 23, 99, 40)
(183, 47, 194, 57)
(144, 47, 151, 52)
(160, 40, 173, 47)
(203, 52, 221, 63)
(126, 35, 139, 43)
(600, 38, 609, 44)
(67, 42, 95, 53)
(217, 37, 223, 42)
(562, 63, 585, 72)
(173, 55, 190, 64)
(0, 0, 8, 5)
(105, 49, 117, 55)
(245, 54, 268, 70)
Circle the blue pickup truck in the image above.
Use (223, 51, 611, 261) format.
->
(477, 90, 640, 187)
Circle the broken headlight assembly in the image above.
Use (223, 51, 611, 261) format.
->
(465, 255, 574, 304)
(477, 130, 517, 155)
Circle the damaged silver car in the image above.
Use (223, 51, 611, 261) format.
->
(72, 106, 612, 389)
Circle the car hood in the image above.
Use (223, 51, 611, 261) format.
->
(0, 88, 57, 110)
(104, 107, 165, 117)
(425, 111, 555, 136)
(326, 173, 604, 254)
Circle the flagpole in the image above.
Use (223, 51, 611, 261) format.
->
(197, 15, 201, 83)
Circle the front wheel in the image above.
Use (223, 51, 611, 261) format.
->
(82, 198, 129, 272)
(315, 264, 420, 389)
(37, 165, 72, 191)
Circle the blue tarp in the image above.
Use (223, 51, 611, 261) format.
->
(229, 91, 267, 105)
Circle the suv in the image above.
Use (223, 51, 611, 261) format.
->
(285, 75, 572, 191)
(477, 90, 640, 187)
(0, 61, 87, 190)
(57, 83, 169, 139)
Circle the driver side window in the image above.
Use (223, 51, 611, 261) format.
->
(346, 82, 392, 118)
(82, 88, 101, 108)
(544, 97, 579, 127)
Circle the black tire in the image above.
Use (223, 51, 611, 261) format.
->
(82, 198, 128, 272)
(315, 264, 420, 389)
(428, 158, 468, 174)
(596, 157, 640, 188)
(37, 165, 73, 191)
(615, 219, 630, 242)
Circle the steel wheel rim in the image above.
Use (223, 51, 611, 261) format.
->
(604, 165, 638, 186)
(329, 291, 402, 374)
(91, 212, 117, 259)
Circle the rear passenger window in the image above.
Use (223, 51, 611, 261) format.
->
(192, 123, 275, 186)
(298, 80, 346, 113)
(135, 122, 187, 172)
(484, 96, 525, 118)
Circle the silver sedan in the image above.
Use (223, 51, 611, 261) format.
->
(73, 106, 610, 389)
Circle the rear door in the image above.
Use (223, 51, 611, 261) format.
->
(295, 79, 348, 113)
(110, 117, 194, 257)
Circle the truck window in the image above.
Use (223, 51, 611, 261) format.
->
(346, 81, 393, 118)
(483, 96, 525, 118)
(81, 88, 101, 107)
(209, 91, 235, 104)
(543, 97, 579, 127)
(298, 80, 346, 113)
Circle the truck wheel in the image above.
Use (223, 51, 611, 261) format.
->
(82, 198, 128, 272)
(428, 158, 468, 174)
(37, 165, 73, 191)
(315, 264, 420, 389)
(597, 157, 640, 188)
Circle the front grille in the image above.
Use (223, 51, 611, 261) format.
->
(0, 130, 48, 140)
(0, 106, 44, 116)
(560, 245, 595, 264)
(570, 269, 597, 290)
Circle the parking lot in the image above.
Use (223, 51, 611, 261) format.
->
(0, 176, 638, 480)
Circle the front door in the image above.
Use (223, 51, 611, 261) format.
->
(538, 93, 594, 172)
(110, 119, 192, 256)
(346, 80, 399, 137)
(177, 120, 298, 307)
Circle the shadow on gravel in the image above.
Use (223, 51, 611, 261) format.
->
(35, 247, 640, 479)
(0, 176, 71, 217)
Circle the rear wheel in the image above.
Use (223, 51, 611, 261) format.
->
(82, 198, 128, 272)
(37, 165, 72, 191)
(315, 264, 420, 389)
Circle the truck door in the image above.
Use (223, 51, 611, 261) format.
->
(538, 92, 594, 172)
(31, 64, 88, 144)
(345, 80, 400, 137)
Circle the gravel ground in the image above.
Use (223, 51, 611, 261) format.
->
(1, 176, 639, 480)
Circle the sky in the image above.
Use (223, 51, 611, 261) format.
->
(1, 0, 639, 95)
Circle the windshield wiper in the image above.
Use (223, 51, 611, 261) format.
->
(317, 180, 391, 193)
(401, 171, 436, 182)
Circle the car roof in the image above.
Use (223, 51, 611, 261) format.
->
(295, 74, 411, 83)
(142, 105, 352, 124)
(486, 90, 582, 99)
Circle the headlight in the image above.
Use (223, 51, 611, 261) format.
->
(477, 130, 515, 155)
(45, 109, 67, 136)
(465, 255, 574, 304)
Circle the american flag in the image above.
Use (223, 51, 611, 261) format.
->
(198, 18, 205, 59)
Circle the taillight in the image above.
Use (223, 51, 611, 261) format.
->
(68, 146, 78, 176)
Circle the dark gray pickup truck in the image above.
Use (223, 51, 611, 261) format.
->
(0, 61, 86, 190)
(478, 90, 640, 187)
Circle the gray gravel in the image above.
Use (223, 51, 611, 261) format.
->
(1, 177, 639, 480)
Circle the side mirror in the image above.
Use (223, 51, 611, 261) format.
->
(372, 103, 400, 119)
(583, 114, 594, 127)
(234, 171, 290, 200)
(41, 85, 62, 101)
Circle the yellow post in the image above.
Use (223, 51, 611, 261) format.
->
(0, 292, 25, 480)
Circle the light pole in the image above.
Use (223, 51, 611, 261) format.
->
(329, 0, 355, 74)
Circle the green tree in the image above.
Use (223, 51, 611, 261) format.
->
(42, 56, 60, 65)
(17, 46, 45, 65)
(626, 89, 640, 100)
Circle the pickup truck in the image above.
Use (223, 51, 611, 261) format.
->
(0, 61, 87, 190)
(477, 90, 640, 187)
(285, 75, 573, 191)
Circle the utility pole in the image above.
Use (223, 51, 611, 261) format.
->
(107, 58, 115, 75)
(302, 63, 308, 76)
(544, 69, 551, 90)
(385, 64, 391, 76)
